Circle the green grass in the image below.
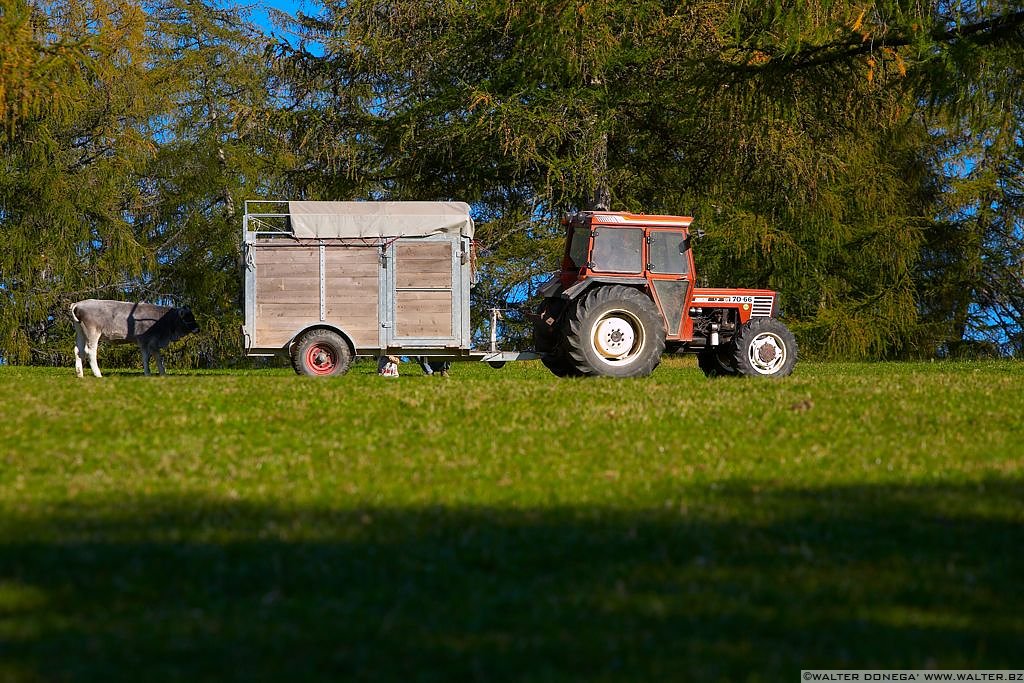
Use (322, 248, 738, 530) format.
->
(1, 358, 1022, 682)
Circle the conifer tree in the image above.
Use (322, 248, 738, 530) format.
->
(0, 0, 282, 366)
(1, 0, 157, 364)
(275, 0, 1024, 357)
(137, 0, 287, 366)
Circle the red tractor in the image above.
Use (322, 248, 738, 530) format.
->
(533, 211, 798, 378)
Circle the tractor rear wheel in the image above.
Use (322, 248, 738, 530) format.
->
(533, 297, 565, 353)
(563, 285, 666, 378)
(731, 318, 797, 378)
(697, 345, 738, 377)
(291, 329, 352, 376)
(535, 296, 584, 377)
(541, 348, 585, 377)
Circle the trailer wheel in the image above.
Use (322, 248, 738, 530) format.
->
(731, 318, 797, 378)
(697, 345, 738, 378)
(563, 285, 665, 378)
(291, 329, 352, 377)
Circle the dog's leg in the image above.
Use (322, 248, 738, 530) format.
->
(156, 349, 166, 376)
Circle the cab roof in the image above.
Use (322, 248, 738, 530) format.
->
(582, 211, 694, 228)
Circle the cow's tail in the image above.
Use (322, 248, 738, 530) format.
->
(69, 302, 80, 324)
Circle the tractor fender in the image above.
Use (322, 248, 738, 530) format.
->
(537, 274, 563, 298)
(561, 277, 647, 301)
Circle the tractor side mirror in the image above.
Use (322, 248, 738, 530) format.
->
(680, 235, 692, 253)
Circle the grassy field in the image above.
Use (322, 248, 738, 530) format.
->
(1, 358, 1022, 682)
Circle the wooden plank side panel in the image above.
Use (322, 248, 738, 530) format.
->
(257, 303, 321, 320)
(396, 243, 451, 261)
(253, 328, 294, 348)
(325, 247, 379, 276)
(323, 262, 379, 277)
(397, 301, 450, 315)
(256, 316, 379, 331)
(258, 275, 377, 293)
(254, 244, 383, 349)
(395, 291, 450, 301)
(398, 323, 455, 338)
(323, 303, 378, 323)
(255, 324, 378, 349)
(395, 291, 452, 338)
(395, 271, 452, 289)
(259, 303, 376, 319)
(254, 247, 319, 265)
(398, 258, 450, 274)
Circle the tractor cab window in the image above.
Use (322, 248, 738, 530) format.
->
(591, 227, 643, 273)
(567, 226, 591, 269)
(648, 231, 690, 274)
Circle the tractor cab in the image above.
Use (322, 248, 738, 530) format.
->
(559, 212, 694, 288)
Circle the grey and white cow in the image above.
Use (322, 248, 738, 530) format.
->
(70, 299, 200, 377)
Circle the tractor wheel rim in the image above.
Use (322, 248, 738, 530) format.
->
(592, 311, 643, 362)
(305, 344, 336, 375)
(748, 332, 786, 374)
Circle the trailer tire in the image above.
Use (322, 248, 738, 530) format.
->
(563, 285, 665, 378)
(291, 329, 352, 377)
(731, 318, 797, 378)
(697, 345, 738, 378)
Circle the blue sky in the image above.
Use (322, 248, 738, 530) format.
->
(243, 0, 327, 54)
(246, 0, 313, 35)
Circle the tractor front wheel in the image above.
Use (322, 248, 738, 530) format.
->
(730, 318, 797, 378)
(562, 285, 666, 378)
(291, 329, 352, 377)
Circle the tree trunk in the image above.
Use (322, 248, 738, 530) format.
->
(589, 129, 610, 211)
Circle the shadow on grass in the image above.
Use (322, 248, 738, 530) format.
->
(1, 482, 1021, 682)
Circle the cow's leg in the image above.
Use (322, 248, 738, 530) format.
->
(86, 332, 102, 378)
(141, 345, 151, 376)
(73, 324, 85, 378)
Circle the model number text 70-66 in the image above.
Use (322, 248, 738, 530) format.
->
(730, 296, 754, 303)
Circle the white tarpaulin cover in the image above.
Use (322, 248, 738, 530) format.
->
(288, 201, 474, 239)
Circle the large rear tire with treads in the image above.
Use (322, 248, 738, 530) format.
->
(562, 285, 665, 378)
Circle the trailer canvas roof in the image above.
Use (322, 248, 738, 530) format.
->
(287, 201, 474, 239)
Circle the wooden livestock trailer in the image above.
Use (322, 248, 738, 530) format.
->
(242, 201, 534, 375)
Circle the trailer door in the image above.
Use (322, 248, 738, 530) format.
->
(385, 237, 463, 346)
